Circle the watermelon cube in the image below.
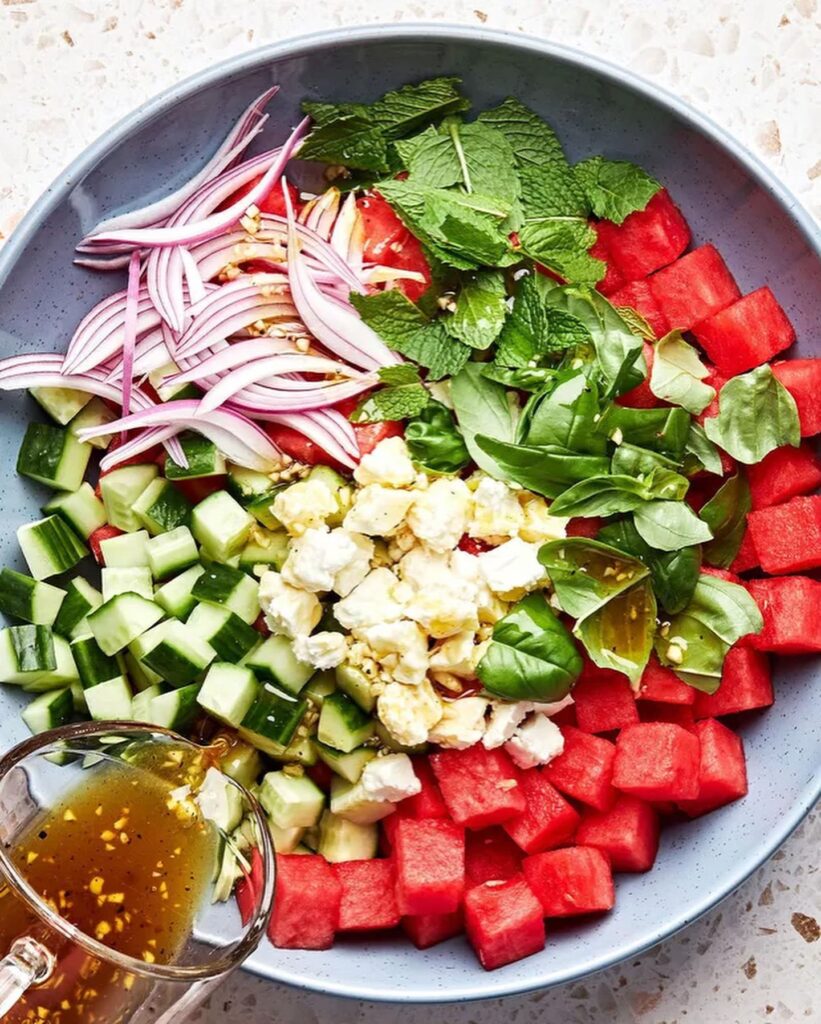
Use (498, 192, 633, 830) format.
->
(393, 818, 465, 916)
(638, 654, 696, 704)
(572, 664, 639, 734)
(523, 846, 615, 917)
(691, 287, 795, 374)
(429, 746, 526, 829)
(595, 190, 691, 281)
(566, 516, 603, 539)
(575, 794, 660, 872)
(608, 282, 671, 339)
(616, 340, 660, 409)
(402, 910, 464, 949)
(649, 245, 740, 330)
(772, 359, 821, 436)
(747, 495, 821, 574)
(465, 827, 523, 886)
(269, 854, 341, 950)
(638, 701, 696, 729)
(693, 645, 773, 718)
(748, 444, 821, 510)
(404, 757, 449, 819)
(677, 718, 748, 817)
(464, 875, 546, 970)
(334, 859, 400, 931)
(590, 223, 626, 296)
(613, 722, 701, 801)
(544, 725, 617, 811)
(746, 576, 821, 654)
(502, 770, 580, 854)
(235, 846, 264, 927)
(730, 529, 760, 574)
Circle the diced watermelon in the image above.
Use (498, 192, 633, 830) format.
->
(700, 565, 743, 584)
(613, 722, 701, 801)
(575, 794, 660, 872)
(522, 846, 615, 917)
(235, 846, 264, 927)
(746, 576, 821, 654)
(89, 524, 125, 566)
(393, 818, 465, 916)
(566, 516, 603, 539)
(638, 701, 696, 729)
(649, 245, 740, 331)
(464, 875, 546, 970)
(334, 859, 400, 931)
(429, 746, 526, 829)
(572, 664, 639, 734)
(615, 341, 660, 409)
(401, 910, 464, 949)
(747, 495, 821, 574)
(608, 282, 671, 338)
(502, 770, 580, 854)
(771, 359, 821, 436)
(637, 654, 696, 704)
(730, 529, 760, 574)
(693, 645, 773, 718)
(465, 827, 523, 885)
(677, 718, 748, 817)
(590, 223, 626, 295)
(544, 725, 617, 811)
(268, 854, 341, 950)
(691, 287, 795, 374)
(307, 760, 334, 791)
(595, 190, 690, 281)
(747, 444, 821, 510)
(403, 757, 449, 819)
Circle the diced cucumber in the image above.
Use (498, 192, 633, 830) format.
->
(238, 529, 290, 574)
(211, 840, 242, 903)
(124, 652, 160, 692)
(335, 663, 376, 714)
(239, 682, 308, 751)
(192, 491, 254, 561)
(133, 478, 193, 536)
(141, 620, 216, 686)
(84, 675, 133, 720)
(318, 692, 375, 754)
(30, 386, 92, 425)
(53, 578, 102, 637)
(258, 771, 325, 829)
(99, 530, 150, 568)
(102, 567, 154, 602)
(289, 844, 314, 856)
(329, 776, 396, 825)
(149, 364, 201, 403)
(164, 434, 226, 479)
(68, 397, 116, 449)
(317, 809, 378, 862)
(0, 569, 65, 626)
(43, 483, 107, 539)
(304, 670, 337, 708)
(70, 635, 124, 688)
(131, 683, 164, 721)
(128, 621, 172, 682)
(0, 625, 55, 679)
(191, 563, 259, 623)
(196, 767, 244, 834)
(186, 604, 258, 663)
(197, 663, 259, 727)
(70, 679, 87, 713)
(227, 466, 284, 530)
(100, 464, 159, 532)
(374, 720, 429, 755)
(219, 740, 264, 790)
(17, 422, 92, 492)
(18, 516, 88, 580)
(315, 742, 377, 784)
(22, 687, 74, 734)
(87, 593, 164, 655)
(146, 683, 201, 731)
(146, 526, 199, 580)
(307, 465, 352, 526)
(153, 564, 205, 619)
(245, 635, 313, 696)
(18, 635, 80, 693)
(267, 821, 305, 854)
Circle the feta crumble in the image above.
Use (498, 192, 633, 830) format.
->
(360, 753, 422, 803)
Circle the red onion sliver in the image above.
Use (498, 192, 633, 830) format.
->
(248, 410, 357, 469)
(120, 249, 142, 432)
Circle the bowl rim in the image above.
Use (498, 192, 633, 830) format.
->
(0, 21, 818, 1005)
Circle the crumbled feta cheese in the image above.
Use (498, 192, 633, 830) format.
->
(354, 436, 416, 488)
(343, 484, 415, 536)
(429, 630, 477, 677)
(468, 477, 524, 540)
(428, 697, 488, 750)
(477, 537, 547, 595)
(377, 679, 443, 747)
(334, 568, 409, 630)
(258, 571, 322, 639)
(292, 631, 349, 670)
(407, 477, 472, 552)
(397, 545, 454, 593)
(360, 753, 422, 803)
(504, 713, 565, 769)
(332, 531, 375, 597)
(450, 549, 511, 623)
(272, 477, 339, 537)
(356, 620, 430, 686)
(517, 495, 569, 544)
(483, 701, 533, 749)
(530, 694, 575, 718)
(405, 590, 479, 639)
(281, 527, 359, 593)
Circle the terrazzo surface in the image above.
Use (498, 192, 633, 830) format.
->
(0, 1, 818, 1021)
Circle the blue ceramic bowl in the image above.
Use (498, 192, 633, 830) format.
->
(0, 24, 818, 1004)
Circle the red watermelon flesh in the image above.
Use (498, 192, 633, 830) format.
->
(544, 725, 617, 811)
(677, 718, 748, 817)
(575, 794, 660, 872)
(269, 854, 341, 950)
(502, 770, 580, 854)
(613, 722, 701, 801)
(649, 244, 740, 330)
(334, 859, 401, 931)
(393, 818, 465, 916)
(638, 654, 696, 704)
(464, 875, 546, 970)
(691, 286, 795, 374)
(747, 444, 821, 510)
(402, 911, 464, 950)
(747, 495, 821, 574)
(465, 827, 523, 886)
(572, 664, 639, 734)
(608, 281, 671, 338)
(523, 846, 615, 917)
(693, 646, 773, 718)
(430, 745, 526, 829)
(595, 189, 690, 281)
(772, 359, 821, 436)
(745, 576, 821, 654)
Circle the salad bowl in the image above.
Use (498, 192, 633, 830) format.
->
(0, 23, 818, 1003)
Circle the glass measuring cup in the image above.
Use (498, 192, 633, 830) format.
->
(0, 720, 275, 1023)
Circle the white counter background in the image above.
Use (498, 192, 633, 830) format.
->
(0, 2, 818, 1021)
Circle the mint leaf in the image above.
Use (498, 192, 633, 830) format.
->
(650, 330, 715, 414)
(393, 127, 462, 188)
(299, 115, 390, 172)
(517, 220, 603, 286)
(451, 363, 517, 478)
(633, 500, 713, 552)
(698, 472, 751, 568)
(481, 365, 558, 391)
(377, 364, 423, 386)
(574, 157, 661, 224)
(350, 365, 429, 423)
(494, 274, 590, 367)
(615, 305, 657, 340)
(445, 270, 508, 350)
(451, 121, 521, 206)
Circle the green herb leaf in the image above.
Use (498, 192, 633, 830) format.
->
(393, 126, 463, 188)
(699, 472, 751, 568)
(610, 443, 682, 479)
(450, 121, 522, 206)
(481, 364, 558, 391)
(597, 404, 692, 456)
(516, 220, 604, 286)
(539, 538, 649, 621)
(615, 305, 657, 340)
(548, 468, 689, 518)
(520, 372, 608, 455)
(684, 422, 724, 476)
(574, 157, 661, 224)
(450, 362, 518, 477)
(351, 365, 430, 423)
(633, 500, 713, 551)
(576, 578, 657, 687)
(445, 270, 509, 350)
(474, 438, 610, 498)
(495, 274, 591, 367)
(704, 365, 801, 465)
(476, 592, 583, 702)
(649, 330, 715, 414)
(404, 401, 470, 475)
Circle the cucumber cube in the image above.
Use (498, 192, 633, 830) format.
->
(19, 635, 80, 693)
(99, 530, 150, 568)
(17, 422, 92, 492)
(43, 483, 107, 539)
(192, 491, 254, 561)
(245, 635, 313, 695)
(153, 564, 205, 619)
(53, 578, 102, 637)
(18, 516, 88, 580)
(100, 464, 159, 532)
(30, 386, 92, 425)
(192, 563, 259, 623)
(141, 620, 216, 686)
(329, 776, 396, 825)
(146, 683, 201, 732)
(101, 567, 154, 602)
(0, 570, 65, 626)
(258, 771, 325, 829)
(267, 821, 306, 854)
(315, 742, 377, 784)
(146, 526, 199, 580)
(22, 687, 74, 734)
(318, 692, 375, 753)
(186, 604, 258, 662)
(164, 434, 226, 479)
(133, 478, 193, 536)
(87, 593, 164, 655)
(197, 663, 259, 727)
(84, 675, 133, 720)
(239, 682, 308, 751)
(317, 809, 378, 862)
(68, 397, 117, 449)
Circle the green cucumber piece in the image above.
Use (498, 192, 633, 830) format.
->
(22, 687, 74, 734)
(227, 466, 284, 530)
(101, 567, 154, 602)
(218, 741, 264, 790)
(43, 483, 107, 539)
(84, 675, 133, 720)
(68, 397, 116, 449)
(245, 635, 313, 696)
(87, 593, 164, 655)
(145, 526, 199, 580)
(153, 564, 205, 619)
(329, 776, 395, 825)
(18, 516, 88, 580)
(267, 821, 305, 853)
(303, 670, 337, 708)
(192, 491, 254, 561)
(52, 578, 102, 638)
(14, 634, 80, 693)
(335, 663, 376, 713)
(318, 692, 375, 753)
(197, 663, 259, 727)
(30, 387, 91, 425)
(238, 529, 290, 573)
(191, 563, 259, 623)
(145, 682, 201, 731)
(0, 624, 55, 677)
(374, 720, 429, 755)
(258, 770, 325, 829)
(70, 635, 124, 688)
(315, 742, 377, 784)
(140, 620, 216, 686)
(186, 604, 258, 663)
(239, 682, 308, 751)
(164, 434, 226, 479)
(17, 422, 92, 492)
(317, 809, 378, 862)
(99, 530, 150, 568)
(0, 570, 65, 626)
(100, 464, 159, 532)
(131, 683, 164, 721)
(133, 478, 193, 536)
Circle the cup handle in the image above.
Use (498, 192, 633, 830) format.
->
(0, 936, 55, 1017)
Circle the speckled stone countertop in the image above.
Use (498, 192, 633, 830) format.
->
(1, 2, 819, 1021)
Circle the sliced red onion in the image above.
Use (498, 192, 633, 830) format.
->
(249, 409, 358, 468)
(223, 374, 376, 412)
(0, 355, 155, 409)
(101, 425, 181, 472)
(301, 188, 340, 239)
(64, 285, 154, 370)
(307, 407, 360, 458)
(120, 250, 142, 430)
(331, 192, 363, 271)
(74, 254, 135, 271)
(180, 247, 207, 304)
(169, 338, 300, 384)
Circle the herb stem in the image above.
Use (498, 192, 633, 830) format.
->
(448, 121, 473, 194)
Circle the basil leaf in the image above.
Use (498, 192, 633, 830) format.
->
(476, 592, 582, 701)
(451, 363, 517, 477)
(445, 270, 508, 350)
(611, 443, 682, 478)
(655, 574, 763, 693)
(351, 365, 430, 423)
(575, 578, 657, 687)
(548, 468, 688, 518)
(481, 365, 558, 392)
(650, 330, 716, 414)
(633, 500, 713, 552)
(404, 401, 470, 475)
(538, 538, 649, 620)
(495, 274, 591, 367)
(474, 438, 609, 498)
(573, 157, 661, 225)
(520, 373, 608, 455)
(704, 365, 800, 465)
(699, 473, 751, 568)
(597, 404, 692, 456)
(685, 422, 724, 476)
